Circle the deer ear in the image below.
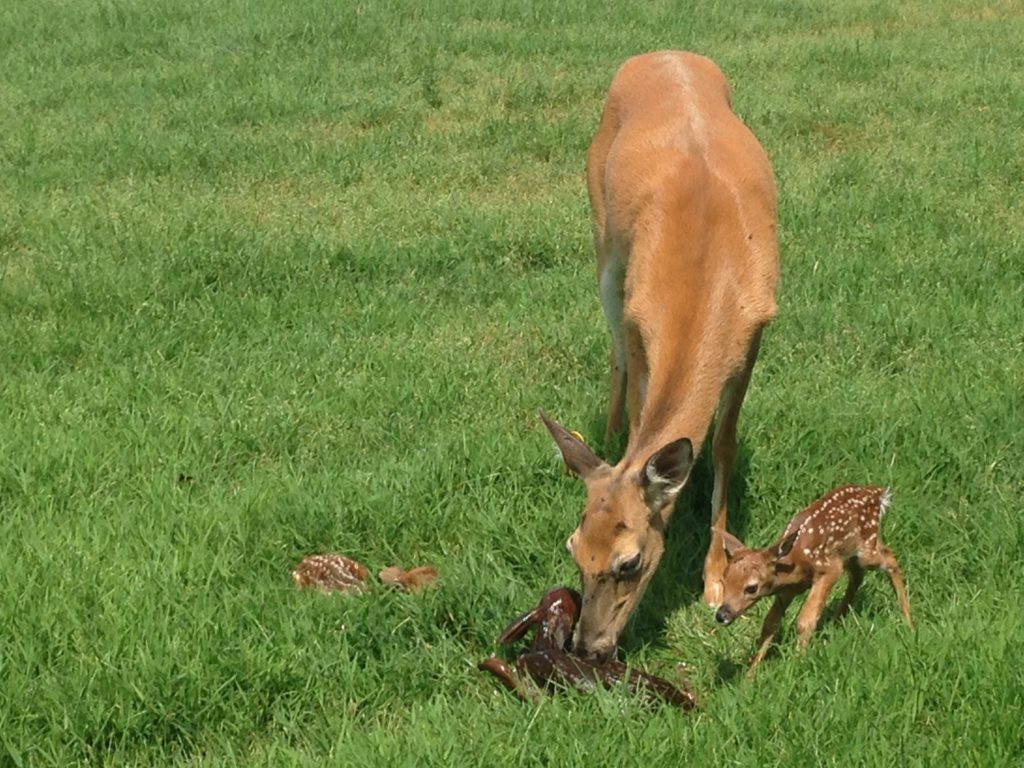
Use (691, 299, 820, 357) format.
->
(774, 531, 798, 560)
(539, 410, 605, 479)
(719, 529, 747, 560)
(639, 437, 694, 508)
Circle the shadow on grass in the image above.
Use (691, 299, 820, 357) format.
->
(714, 657, 747, 684)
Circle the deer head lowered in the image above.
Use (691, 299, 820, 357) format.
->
(541, 412, 693, 663)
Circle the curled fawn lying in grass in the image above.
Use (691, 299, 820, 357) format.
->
(714, 485, 914, 673)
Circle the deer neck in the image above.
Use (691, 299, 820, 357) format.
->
(621, 357, 720, 472)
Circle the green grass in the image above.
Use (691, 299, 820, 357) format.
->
(2, 0, 1023, 764)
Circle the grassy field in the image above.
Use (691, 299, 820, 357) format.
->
(2, 0, 1023, 764)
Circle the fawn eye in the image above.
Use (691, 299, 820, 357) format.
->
(744, 584, 758, 595)
(618, 552, 642, 577)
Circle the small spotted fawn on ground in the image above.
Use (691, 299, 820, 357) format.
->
(714, 485, 914, 673)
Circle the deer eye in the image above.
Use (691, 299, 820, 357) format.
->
(744, 584, 758, 595)
(617, 552, 642, 577)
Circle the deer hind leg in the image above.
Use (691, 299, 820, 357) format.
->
(834, 561, 865, 620)
(860, 545, 914, 630)
(703, 328, 764, 607)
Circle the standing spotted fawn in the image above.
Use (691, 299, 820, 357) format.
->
(715, 485, 914, 673)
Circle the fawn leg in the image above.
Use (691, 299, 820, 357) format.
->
(859, 546, 914, 630)
(795, 569, 841, 650)
(834, 562, 865, 620)
(748, 591, 795, 676)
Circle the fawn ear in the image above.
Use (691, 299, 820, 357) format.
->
(719, 529, 747, 560)
(539, 410, 605, 479)
(640, 437, 694, 509)
(774, 531, 799, 560)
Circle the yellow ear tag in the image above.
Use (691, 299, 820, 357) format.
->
(563, 431, 588, 476)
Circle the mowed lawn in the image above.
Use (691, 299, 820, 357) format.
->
(2, 0, 1023, 764)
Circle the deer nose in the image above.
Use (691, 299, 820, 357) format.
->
(715, 606, 735, 625)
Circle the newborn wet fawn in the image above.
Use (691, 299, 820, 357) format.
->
(715, 485, 914, 673)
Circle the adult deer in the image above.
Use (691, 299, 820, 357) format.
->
(542, 51, 779, 663)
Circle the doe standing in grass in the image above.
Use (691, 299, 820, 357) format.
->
(541, 50, 780, 663)
(715, 484, 915, 673)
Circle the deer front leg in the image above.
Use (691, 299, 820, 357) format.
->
(598, 255, 627, 447)
(605, 345, 626, 446)
(703, 329, 763, 608)
(623, 323, 648, 439)
(795, 569, 841, 650)
(702, 533, 728, 610)
(702, 411, 740, 609)
(748, 591, 795, 676)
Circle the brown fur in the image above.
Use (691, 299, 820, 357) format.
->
(543, 51, 779, 661)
